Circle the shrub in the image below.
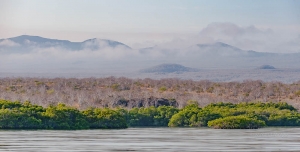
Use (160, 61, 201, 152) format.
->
(207, 116, 266, 129)
(82, 108, 127, 129)
(159, 86, 167, 92)
(42, 103, 89, 130)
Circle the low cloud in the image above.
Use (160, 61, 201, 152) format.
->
(138, 22, 300, 53)
(1, 22, 300, 73)
(0, 41, 140, 73)
(0, 39, 20, 47)
(24, 39, 37, 45)
(197, 22, 300, 53)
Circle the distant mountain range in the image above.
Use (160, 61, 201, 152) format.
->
(1, 35, 300, 70)
(139, 41, 279, 58)
(195, 42, 275, 57)
(0, 35, 131, 53)
(139, 63, 278, 74)
(140, 64, 199, 73)
(257, 65, 276, 69)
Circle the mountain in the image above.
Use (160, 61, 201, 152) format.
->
(193, 42, 244, 56)
(139, 42, 275, 57)
(0, 35, 131, 53)
(257, 65, 276, 69)
(1, 35, 300, 71)
(183, 42, 300, 68)
(140, 64, 199, 73)
(82, 38, 131, 50)
(190, 42, 276, 57)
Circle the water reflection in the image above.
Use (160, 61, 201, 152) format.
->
(0, 127, 299, 151)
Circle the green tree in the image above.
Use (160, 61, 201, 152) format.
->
(42, 103, 89, 129)
(208, 115, 266, 129)
(82, 108, 127, 129)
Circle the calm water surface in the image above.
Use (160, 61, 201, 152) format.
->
(0, 127, 299, 151)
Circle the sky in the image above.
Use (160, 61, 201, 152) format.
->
(0, 0, 300, 49)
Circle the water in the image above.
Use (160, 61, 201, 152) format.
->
(0, 127, 299, 151)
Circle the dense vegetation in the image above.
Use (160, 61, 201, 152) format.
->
(0, 100, 127, 129)
(1, 99, 300, 129)
(170, 101, 300, 129)
(1, 77, 300, 110)
(207, 116, 266, 129)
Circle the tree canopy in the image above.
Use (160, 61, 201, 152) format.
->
(0, 99, 299, 129)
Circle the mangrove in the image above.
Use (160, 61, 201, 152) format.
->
(0, 99, 300, 129)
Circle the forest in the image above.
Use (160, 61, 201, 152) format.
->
(0, 100, 300, 129)
(1, 77, 300, 129)
(0, 77, 300, 109)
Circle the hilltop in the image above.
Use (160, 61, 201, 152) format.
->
(140, 64, 199, 73)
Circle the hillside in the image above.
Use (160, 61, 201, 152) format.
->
(140, 64, 199, 73)
(257, 65, 276, 69)
(0, 35, 131, 52)
(1, 35, 300, 74)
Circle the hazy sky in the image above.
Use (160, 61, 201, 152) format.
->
(0, 0, 299, 47)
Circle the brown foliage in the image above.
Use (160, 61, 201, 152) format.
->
(0, 77, 299, 109)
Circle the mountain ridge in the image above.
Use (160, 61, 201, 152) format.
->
(0, 35, 131, 51)
(140, 63, 199, 73)
(1, 35, 300, 70)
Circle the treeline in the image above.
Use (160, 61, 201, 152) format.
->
(168, 101, 300, 129)
(0, 100, 127, 129)
(1, 100, 300, 129)
(1, 77, 300, 109)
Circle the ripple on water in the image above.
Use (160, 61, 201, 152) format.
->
(0, 127, 300, 151)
